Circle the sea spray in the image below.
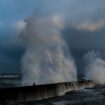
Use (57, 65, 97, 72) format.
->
(84, 50, 105, 84)
(21, 15, 77, 85)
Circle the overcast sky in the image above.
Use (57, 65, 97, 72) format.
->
(0, 0, 105, 73)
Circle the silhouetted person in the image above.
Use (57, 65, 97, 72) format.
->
(33, 83, 36, 86)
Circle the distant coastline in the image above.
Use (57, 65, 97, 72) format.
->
(0, 73, 21, 80)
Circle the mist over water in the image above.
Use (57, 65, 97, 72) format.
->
(84, 50, 105, 85)
(21, 15, 77, 85)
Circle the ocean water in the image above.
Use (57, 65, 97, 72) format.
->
(0, 76, 105, 105)
(0, 77, 21, 88)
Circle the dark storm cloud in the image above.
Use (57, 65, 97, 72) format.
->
(64, 28, 105, 52)
(0, 35, 24, 73)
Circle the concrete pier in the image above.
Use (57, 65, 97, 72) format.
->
(0, 80, 95, 104)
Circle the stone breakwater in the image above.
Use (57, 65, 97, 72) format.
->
(0, 80, 95, 104)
